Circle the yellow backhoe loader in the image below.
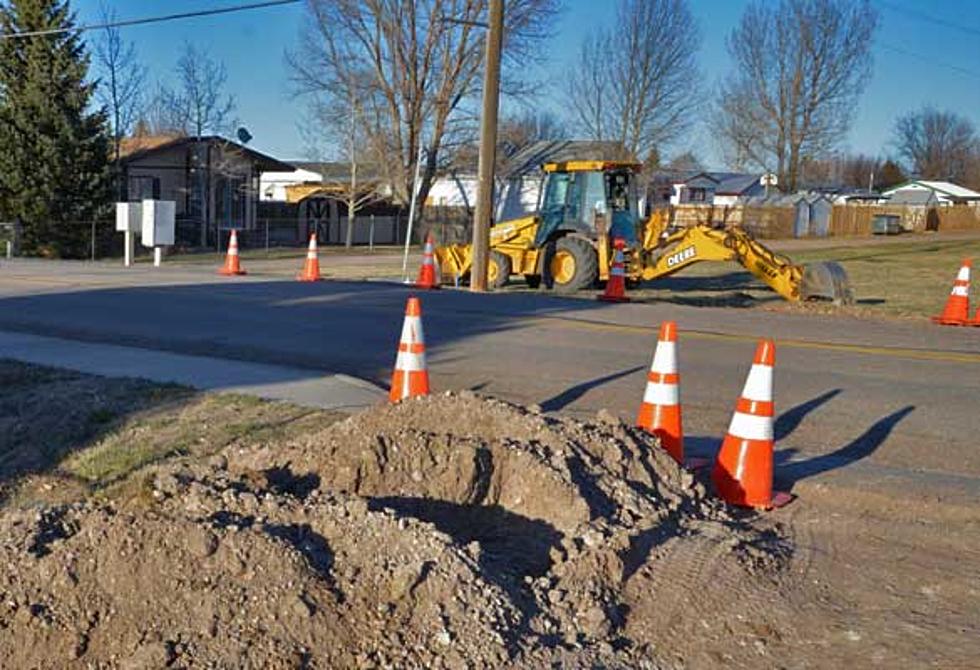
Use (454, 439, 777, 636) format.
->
(433, 160, 853, 304)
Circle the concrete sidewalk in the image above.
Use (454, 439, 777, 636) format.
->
(0, 330, 385, 412)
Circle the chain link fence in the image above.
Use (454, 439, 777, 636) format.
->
(1, 208, 488, 260)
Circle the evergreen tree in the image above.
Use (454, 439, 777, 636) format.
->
(0, 0, 110, 257)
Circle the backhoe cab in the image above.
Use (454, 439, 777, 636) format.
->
(432, 161, 853, 304)
(434, 160, 642, 292)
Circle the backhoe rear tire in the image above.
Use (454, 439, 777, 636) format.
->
(488, 250, 511, 289)
(546, 236, 598, 293)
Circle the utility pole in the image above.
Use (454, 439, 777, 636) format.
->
(470, 0, 503, 293)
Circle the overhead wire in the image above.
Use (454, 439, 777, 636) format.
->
(875, 1, 980, 80)
(0, 0, 301, 40)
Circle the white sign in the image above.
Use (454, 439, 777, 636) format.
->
(141, 200, 176, 247)
(115, 202, 141, 232)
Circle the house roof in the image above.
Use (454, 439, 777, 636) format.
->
(662, 171, 765, 195)
(886, 190, 938, 206)
(715, 173, 762, 195)
(119, 134, 296, 172)
(290, 161, 388, 183)
(502, 140, 634, 176)
(883, 180, 980, 200)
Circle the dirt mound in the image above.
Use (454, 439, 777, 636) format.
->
(0, 392, 798, 667)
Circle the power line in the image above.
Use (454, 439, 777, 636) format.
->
(877, 0, 980, 38)
(879, 44, 980, 81)
(0, 0, 301, 40)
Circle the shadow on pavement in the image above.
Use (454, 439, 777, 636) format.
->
(774, 389, 842, 440)
(540, 365, 644, 412)
(679, 392, 913, 492)
(0, 279, 622, 391)
(776, 405, 915, 489)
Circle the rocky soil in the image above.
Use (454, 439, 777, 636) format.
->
(0, 392, 801, 668)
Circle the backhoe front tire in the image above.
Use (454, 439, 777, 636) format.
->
(546, 236, 598, 293)
(487, 250, 511, 289)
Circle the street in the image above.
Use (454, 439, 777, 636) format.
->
(2, 258, 978, 506)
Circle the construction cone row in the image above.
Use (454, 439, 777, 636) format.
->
(635, 323, 789, 509)
(415, 232, 440, 290)
(932, 259, 971, 326)
(218, 230, 246, 276)
(598, 238, 630, 303)
(297, 233, 322, 282)
(637, 321, 683, 463)
(389, 296, 430, 402)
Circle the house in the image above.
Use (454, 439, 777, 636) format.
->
(882, 180, 980, 205)
(260, 165, 324, 202)
(279, 161, 404, 245)
(665, 171, 772, 206)
(119, 134, 295, 246)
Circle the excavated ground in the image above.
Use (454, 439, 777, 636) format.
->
(0, 392, 804, 668)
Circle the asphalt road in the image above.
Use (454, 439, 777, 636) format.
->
(2, 258, 979, 506)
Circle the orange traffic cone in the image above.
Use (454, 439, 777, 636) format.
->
(389, 296, 430, 402)
(932, 259, 971, 325)
(415, 233, 439, 289)
(218, 230, 247, 276)
(297, 233, 322, 282)
(598, 238, 629, 302)
(637, 321, 684, 464)
(711, 339, 791, 509)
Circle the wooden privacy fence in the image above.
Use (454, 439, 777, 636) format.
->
(672, 203, 980, 238)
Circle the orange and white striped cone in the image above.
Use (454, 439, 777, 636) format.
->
(637, 321, 684, 463)
(297, 233, 322, 282)
(218, 230, 247, 276)
(711, 339, 792, 509)
(415, 233, 440, 289)
(389, 296, 431, 402)
(932, 259, 971, 326)
(598, 238, 630, 302)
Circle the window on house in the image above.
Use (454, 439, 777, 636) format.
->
(128, 175, 160, 201)
(689, 188, 707, 202)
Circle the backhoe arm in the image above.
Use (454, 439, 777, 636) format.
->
(725, 229, 804, 301)
(632, 224, 805, 302)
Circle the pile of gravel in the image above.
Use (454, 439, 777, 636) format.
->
(0, 392, 796, 668)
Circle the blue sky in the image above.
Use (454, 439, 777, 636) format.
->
(73, 0, 980, 167)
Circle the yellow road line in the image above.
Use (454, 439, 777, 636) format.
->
(536, 316, 980, 364)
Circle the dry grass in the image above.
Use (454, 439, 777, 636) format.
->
(0, 360, 343, 508)
(571, 234, 980, 319)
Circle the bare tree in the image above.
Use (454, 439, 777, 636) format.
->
(94, 3, 146, 164)
(565, 0, 700, 159)
(497, 110, 566, 157)
(160, 43, 237, 138)
(713, 0, 878, 191)
(893, 107, 978, 183)
(155, 43, 238, 245)
(288, 0, 559, 219)
(798, 152, 884, 189)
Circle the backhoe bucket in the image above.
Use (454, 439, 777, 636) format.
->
(801, 262, 854, 305)
(433, 244, 473, 285)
